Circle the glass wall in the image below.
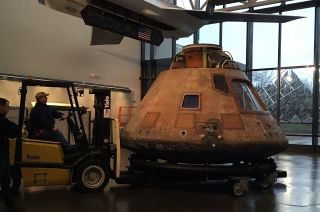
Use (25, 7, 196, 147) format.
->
(154, 38, 173, 60)
(252, 67, 314, 145)
(199, 24, 220, 45)
(279, 68, 313, 144)
(281, 8, 315, 66)
(144, 43, 150, 60)
(142, 0, 320, 147)
(252, 70, 277, 117)
(280, 7, 315, 145)
(176, 35, 194, 52)
(253, 23, 278, 69)
(279, 68, 313, 129)
(222, 22, 247, 64)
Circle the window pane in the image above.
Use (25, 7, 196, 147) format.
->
(175, 0, 193, 51)
(252, 70, 277, 117)
(154, 38, 172, 59)
(280, 68, 313, 124)
(199, 24, 220, 45)
(182, 95, 199, 108)
(177, 35, 193, 52)
(222, 22, 246, 64)
(176, 0, 193, 9)
(253, 23, 278, 69)
(232, 81, 264, 111)
(281, 8, 315, 66)
(286, 135, 312, 145)
(213, 75, 229, 93)
(144, 43, 150, 60)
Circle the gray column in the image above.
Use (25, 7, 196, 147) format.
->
(312, 5, 320, 151)
(193, 0, 200, 44)
(246, 8, 253, 81)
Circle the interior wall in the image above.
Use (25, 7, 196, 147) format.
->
(0, 0, 141, 102)
(0, 80, 134, 120)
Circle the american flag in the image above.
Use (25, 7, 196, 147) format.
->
(138, 26, 152, 41)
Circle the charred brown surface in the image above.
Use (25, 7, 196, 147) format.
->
(123, 44, 288, 163)
(121, 134, 288, 163)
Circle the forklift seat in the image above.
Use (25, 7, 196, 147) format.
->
(24, 117, 84, 163)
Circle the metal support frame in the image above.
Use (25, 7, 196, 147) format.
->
(172, 38, 177, 58)
(140, 60, 148, 99)
(246, 8, 254, 81)
(14, 79, 90, 163)
(276, 3, 283, 124)
(219, 22, 223, 46)
(219, 4, 226, 46)
(150, 44, 156, 85)
(91, 89, 111, 148)
(254, 0, 320, 13)
(193, 0, 200, 44)
(217, 0, 312, 13)
(15, 81, 27, 163)
(312, 5, 320, 151)
(172, 0, 177, 56)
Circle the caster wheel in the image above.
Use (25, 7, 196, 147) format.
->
(229, 177, 249, 197)
(256, 172, 277, 189)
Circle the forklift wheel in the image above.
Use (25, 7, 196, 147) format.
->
(9, 168, 21, 195)
(76, 159, 109, 192)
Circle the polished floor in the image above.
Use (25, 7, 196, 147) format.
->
(1, 151, 320, 212)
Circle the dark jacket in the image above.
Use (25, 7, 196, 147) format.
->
(0, 114, 18, 158)
(30, 103, 63, 131)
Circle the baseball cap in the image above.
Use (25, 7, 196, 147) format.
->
(35, 92, 49, 100)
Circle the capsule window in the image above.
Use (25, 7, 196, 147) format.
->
(181, 94, 200, 109)
(213, 75, 229, 94)
(231, 80, 264, 112)
(171, 55, 185, 69)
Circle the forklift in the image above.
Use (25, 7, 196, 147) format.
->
(9, 79, 116, 193)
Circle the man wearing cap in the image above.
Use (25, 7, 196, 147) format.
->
(29, 92, 68, 148)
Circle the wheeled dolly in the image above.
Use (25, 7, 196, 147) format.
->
(112, 155, 286, 196)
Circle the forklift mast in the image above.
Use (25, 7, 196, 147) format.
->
(90, 88, 111, 149)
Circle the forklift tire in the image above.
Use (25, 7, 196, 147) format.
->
(9, 168, 21, 195)
(76, 159, 109, 192)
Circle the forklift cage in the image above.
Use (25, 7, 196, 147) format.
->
(15, 79, 89, 164)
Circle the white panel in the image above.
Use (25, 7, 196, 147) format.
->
(154, 38, 172, 59)
(0, 0, 141, 101)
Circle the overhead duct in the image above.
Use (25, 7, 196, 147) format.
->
(81, 5, 164, 46)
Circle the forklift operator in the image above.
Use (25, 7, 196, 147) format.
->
(0, 98, 18, 209)
(30, 92, 68, 148)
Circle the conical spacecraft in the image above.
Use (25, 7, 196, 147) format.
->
(121, 44, 287, 164)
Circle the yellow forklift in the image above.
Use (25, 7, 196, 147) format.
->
(9, 79, 117, 193)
